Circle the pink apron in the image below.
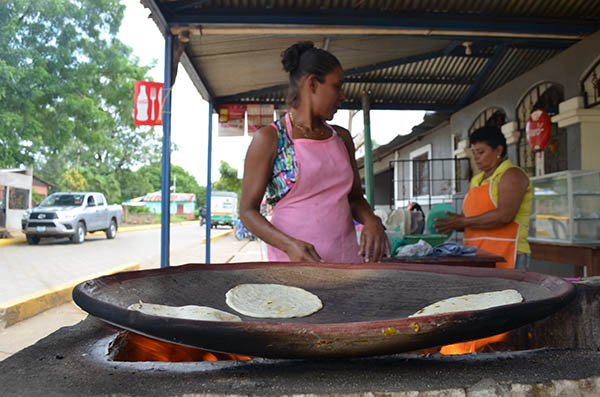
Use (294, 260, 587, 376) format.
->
(267, 113, 362, 263)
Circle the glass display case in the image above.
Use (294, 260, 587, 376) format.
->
(529, 170, 600, 244)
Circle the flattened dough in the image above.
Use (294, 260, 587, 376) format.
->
(225, 283, 323, 318)
(128, 302, 242, 321)
(409, 289, 523, 318)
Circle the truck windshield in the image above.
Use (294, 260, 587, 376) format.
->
(40, 194, 85, 207)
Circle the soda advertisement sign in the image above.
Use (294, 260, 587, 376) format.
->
(526, 109, 551, 152)
(134, 81, 164, 126)
(218, 104, 246, 136)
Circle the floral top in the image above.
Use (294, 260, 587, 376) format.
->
(265, 119, 297, 205)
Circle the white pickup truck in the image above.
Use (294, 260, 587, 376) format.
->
(21, 192, 122, 245)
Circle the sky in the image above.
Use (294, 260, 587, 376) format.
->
(117, 1, 426, 186)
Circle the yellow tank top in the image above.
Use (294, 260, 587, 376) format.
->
(470, 159, 532, 254)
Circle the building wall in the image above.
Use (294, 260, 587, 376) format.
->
(0, 169, 32, 231)
(143, 201, 196, 215)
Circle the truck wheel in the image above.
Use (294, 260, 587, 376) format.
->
(71, 222, 86, 244)
(105, 219, 117, 239)
(26, 234, 40, 245)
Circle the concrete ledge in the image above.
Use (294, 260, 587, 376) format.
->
(0, 263, 140, 329)
(0, 237, 26, 247)
(202, 229, 234, 243)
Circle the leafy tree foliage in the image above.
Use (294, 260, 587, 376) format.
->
(58, 168, 87, 192)
(115, 169, 153, 202)
(0, 0, 160, 176)
(212, 161, 241, 197)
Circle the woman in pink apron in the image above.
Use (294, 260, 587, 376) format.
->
(240, 41, 389, 263)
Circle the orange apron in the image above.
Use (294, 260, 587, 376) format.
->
(440, 181, 519, 355)
(463, 181, 520, 269)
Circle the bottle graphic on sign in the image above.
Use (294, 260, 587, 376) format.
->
(136, 84, 149, 122)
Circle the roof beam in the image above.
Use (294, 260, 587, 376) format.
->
(344, 41, 462, 77)
(459, 44, 508, 106)
(162, 7, 597, 39)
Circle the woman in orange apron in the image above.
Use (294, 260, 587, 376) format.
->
(434, 126, 532, 270)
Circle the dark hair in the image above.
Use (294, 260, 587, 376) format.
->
(469, 125, 507, 158)
(281, 41, 341, 107)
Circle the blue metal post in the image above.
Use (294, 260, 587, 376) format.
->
(205, 102, 213, 263)
(160, 34, 173, 268)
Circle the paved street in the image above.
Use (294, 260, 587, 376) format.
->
(0, 222, 250, 303)
(0, 224, 266, 360)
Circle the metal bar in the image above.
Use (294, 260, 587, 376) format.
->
(459, 44, 507, 106)
(362, 91, 374, 208)
(205, 102, 214, 264)
(163, 8, 596, 37)
(160, 33, 173, 268)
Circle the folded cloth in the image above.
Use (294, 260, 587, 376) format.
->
(432, 243, 477, 257)
(394, 239, 433, 257)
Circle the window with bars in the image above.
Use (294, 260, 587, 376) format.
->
(581, 57, 600, 108)
(391, 158, 471, 211)
(468, 108, 506, 135)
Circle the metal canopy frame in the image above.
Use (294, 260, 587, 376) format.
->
(142, 0, 600, 267)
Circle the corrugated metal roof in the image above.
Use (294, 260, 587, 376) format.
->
(171, 0, 600, 18)
(143, 0, 600, 111)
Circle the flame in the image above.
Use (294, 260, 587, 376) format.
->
(115, 332, 252, 362)
(439, 332, 511, 355)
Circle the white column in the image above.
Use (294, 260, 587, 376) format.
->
(501, 121, 520, 145)
(454, 138, 477, 173)
(551, 96, 600, 170)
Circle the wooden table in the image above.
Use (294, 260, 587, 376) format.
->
(529, 241, 600, 277)
(383, 248, 505, 267)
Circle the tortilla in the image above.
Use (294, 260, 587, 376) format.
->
(127, 301, 242, 322)
(225, 283, 323, 318)
(408, 289, 523, 318)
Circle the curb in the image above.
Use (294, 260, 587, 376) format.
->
(0, 263, 140, 329)
(202, 229, 234, 243)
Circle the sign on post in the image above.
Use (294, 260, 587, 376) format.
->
(526, 109, 551, 152)
(134, 81, 164, 126)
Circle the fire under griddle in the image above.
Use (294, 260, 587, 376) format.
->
(72, 262, 575, 358)
(1, 279, 600, 397)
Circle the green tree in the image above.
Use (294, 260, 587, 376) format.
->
(79, 168, 121, 203)
(115, 169, 153, 202)
(58, 168, 87, 192)
(0, 0, 160, 171)
(212, 161, 242, 197)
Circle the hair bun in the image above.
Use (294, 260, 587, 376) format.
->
(281, 41, 315, 74)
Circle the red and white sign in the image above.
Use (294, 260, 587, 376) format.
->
(218, 104, 246, 136)
(247, 104, 275, 135)
(134, 81, 164, 126)
(526, 109, 551, 152)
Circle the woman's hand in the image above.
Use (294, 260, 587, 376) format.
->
(285, 239, 323, 262)
(434, 211, 466, 234)
(358, 217, 390, 262)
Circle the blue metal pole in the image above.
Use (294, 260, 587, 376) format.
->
(205, 102, 213, 264)
(160, 33, 173, 268)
